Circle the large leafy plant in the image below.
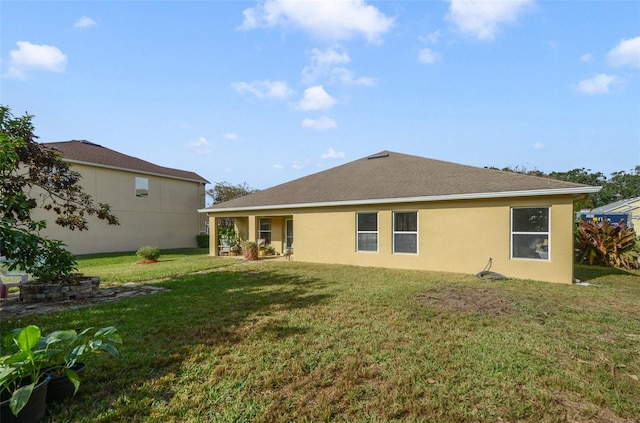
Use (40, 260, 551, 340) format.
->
(575, 219, 639, 269)
(42, 327, 122, 396)
(0, 326, 51, 416)
(0, 105, 118, 283)
(0, 325, 122, 416)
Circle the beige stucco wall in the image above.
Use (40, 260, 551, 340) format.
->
(207, 195, 578, 284)
(32, 163, 207, 254)
(609, 198, 640, 231)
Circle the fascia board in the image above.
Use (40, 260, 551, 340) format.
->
(199, 186, 602, 214)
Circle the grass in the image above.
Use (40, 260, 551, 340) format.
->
(2, 251, 639, 422)
(75, 248, 234, 284)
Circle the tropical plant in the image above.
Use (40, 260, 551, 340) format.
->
(218, 226, 242, 251)
(1, 326, 51, 416)
(0, 325, 122, 416)
(136, 246, 161, 261)
(42, 327, 121, 398)
(575, 219, 640, 269)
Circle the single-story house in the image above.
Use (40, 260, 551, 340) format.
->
(32, 140, 209, 254)
(579, 196, 640, 230)
(199, 151, 601, 284)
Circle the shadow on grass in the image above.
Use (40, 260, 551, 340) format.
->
(40, 266, 331, 422)
(575, 263, 640, 281)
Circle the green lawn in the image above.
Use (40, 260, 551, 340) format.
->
(3, 250, 639, 422)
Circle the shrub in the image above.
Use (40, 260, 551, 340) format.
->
(196, 234, 209, 248)
(136, 246, 161, 261)
(575, 219, 639, 269)
(242, 241, 259, 261)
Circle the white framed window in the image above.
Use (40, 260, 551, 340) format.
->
(511, 207, 550, 260)
(258, 218, 271, 244)
(393, 211, 418, 254)
(357, 212, 378, 252)
(135, 177, 149, 198)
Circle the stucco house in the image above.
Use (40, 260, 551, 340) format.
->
(33, 140, 209, 254)
(200, 151, 601, 284)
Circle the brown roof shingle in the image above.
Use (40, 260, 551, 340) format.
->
(44, 140, 208, 183)
(203, 150, 599, 211)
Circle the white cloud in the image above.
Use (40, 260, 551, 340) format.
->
(232, 80, 293, 99)
(576, 74, 617, 95)
(331, 68, 375, 86)
(418, 48, 440, 64)
(272, 163, 284, 170)
(223, 133, 239, 140)
(297, 85, 337, 111)
(301, 116, 337, 131)
(239, 0, 394, 43)
(580, 53, 593, 63)
(189, 136, 209, 147)
(302, 47, 350, 83)
(446, 0, 534, 41)
(5, 41, 67, 79)
(74, 16, 97, 29)
(321, 148, 345, 159)
(419, 29, 441, 44)
(302, 47, 375, 86)
(533, 142, 544, 150)
(607, 36, 640, 68)
(291, 159, 310, 170)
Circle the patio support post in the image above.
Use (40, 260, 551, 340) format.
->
(212, 216, 220, 256)
(248, 215, 257, 243)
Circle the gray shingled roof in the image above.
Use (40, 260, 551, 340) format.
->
(202, 151, 600, 212)
(45, 140, 209, 183)
(587, 196, 640, 213)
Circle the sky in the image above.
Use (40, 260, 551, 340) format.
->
(2, 0, 639, 190)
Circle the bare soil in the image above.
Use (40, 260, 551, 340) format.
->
(417, 286, 516, 316)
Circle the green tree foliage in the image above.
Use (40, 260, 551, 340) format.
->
(206, 181, 258, 246)
(0, 105, 119, 280)
(205, 181, 258, 205)
(490, 165, 640, 211)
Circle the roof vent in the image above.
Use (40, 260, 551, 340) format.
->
(80, 140, 103, 147)
(367, 153, 389, 160)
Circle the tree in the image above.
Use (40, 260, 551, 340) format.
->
(490, 165, 640, 211)
(0, 106, 119, 281)
(205, 181, 258, 246)
(205, 181, 258, 205)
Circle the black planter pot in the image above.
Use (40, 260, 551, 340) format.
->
(45, 362, 86, 403)
(0, 376, 49, 423)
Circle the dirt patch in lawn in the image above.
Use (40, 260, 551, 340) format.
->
(417, 286, 516, 316)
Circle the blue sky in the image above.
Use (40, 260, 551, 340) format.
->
(2, 1, 639, 190)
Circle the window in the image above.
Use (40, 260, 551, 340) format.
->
(357, 213, 378, 252)
(258, 218, 271, 244)
(393, 211, 417, 254)
(511, 207, 550, 260)
(135, 177, 149, 198)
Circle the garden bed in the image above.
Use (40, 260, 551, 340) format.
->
(20, 277, 100, 303)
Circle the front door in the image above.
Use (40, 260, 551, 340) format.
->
(285, 219, 293, 252)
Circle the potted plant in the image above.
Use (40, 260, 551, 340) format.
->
(1, 325, 51, 422)
(41, 326, 122, 403)
(242, 241, 259, 260)
(264, 244, 276, 256)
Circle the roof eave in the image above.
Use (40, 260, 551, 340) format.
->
(199, 186, 602, 214)
(63, 159, 209, 184)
